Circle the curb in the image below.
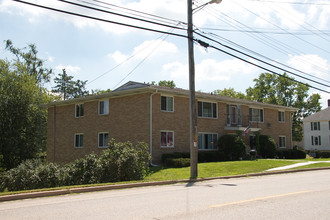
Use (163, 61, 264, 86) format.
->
(1, 167, 330, 202)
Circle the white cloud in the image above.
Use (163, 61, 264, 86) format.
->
(162, 58, 257, 83)
(55, 65, 81, 75)
(108, 39, 178, 63)
(287, 54, 330, 79)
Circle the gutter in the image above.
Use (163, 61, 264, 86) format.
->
(150, 91, 159, 166)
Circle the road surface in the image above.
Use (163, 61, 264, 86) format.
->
(1, 170, 330, 219)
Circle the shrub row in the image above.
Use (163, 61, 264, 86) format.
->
(162, 151, 222, 165)
(164, 158, 190, 168)
(276, 149, 306, 159)
(0, 139, 151, 191)
(309, 151, 330, 158)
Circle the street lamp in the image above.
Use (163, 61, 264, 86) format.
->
(187, 0, 222, 179)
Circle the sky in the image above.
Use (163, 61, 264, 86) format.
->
(1, 0, 330, 108)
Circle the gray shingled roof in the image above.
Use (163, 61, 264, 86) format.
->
(302, 107, 330, 122)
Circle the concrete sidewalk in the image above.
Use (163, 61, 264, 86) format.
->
(266, 161, 330, 171)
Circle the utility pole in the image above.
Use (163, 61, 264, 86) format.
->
(187, 0, 198, 179)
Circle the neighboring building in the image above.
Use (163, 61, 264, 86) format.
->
(45, 81, 297, 164)
(302, 100, 330, 151)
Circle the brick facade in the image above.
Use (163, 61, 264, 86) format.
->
(46, 82, 296, 164)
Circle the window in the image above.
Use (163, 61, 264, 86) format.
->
(311, 136, 322, 146)
(311, 122, 320, 131)
(198, 133, 218, 150)
(161, 96, 174, 112)
(227, 105, 241, 125)
(98, 132, 109, 148)
(278, 111, 285, 122)
(198, 101, 217, 118)
(74, 134, 84, 148)
(279, 136, 286, 148)
(99, 100, 109, 115)
(249, 108, 264, 123)
(160, 131, 174, 147)
(75, 104, 84, 118)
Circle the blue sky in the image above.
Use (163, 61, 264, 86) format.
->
(1, 0, 330, 108)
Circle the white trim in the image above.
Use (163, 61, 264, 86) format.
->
(279, 136, 287, 148)
(75, 103, 84, 118)
(198, 132, 218, 150)
(98, 99, 109, 115)
(160, 130, 174, 148)
(278, 110, 285, 123)
(197, 101, 218, 119)
(160, 95, 174, 112)
(74, 133, 84, 148)
(98, 132, 109, 148)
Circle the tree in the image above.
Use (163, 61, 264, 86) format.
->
(149, 80, 176, 88)
(246, 72, 321, 141)
(5, 40, 52, 85)
(213, 88, 247, 99)
(52, 69, 89, 100)
(0, 60, 49, 169)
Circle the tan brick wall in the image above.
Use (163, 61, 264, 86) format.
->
(47, 93, 150, 164)
(47, 92, 294, 164)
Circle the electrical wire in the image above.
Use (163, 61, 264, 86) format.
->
(58, 0, 187, 31)
(195, 39, 330, 94)
(194, 31, 330, 89)
(12, 0, 188, 39)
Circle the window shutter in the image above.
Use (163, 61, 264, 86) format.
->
(319, 136, 322, 145)
(311, 136, 314, 145)
(161, 96, 166, 111)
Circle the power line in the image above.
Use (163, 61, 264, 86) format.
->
(58, 0, 187, 31)
(194, 31, 330, 89)
(13, 0, 188, 39)
(246, 0, 330, 5)
(195, 39, 330, 94)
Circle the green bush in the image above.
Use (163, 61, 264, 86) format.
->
(162, 152, 190, 162)
(218, 134, 247, 161)
(1, 140, 151, 192)
(164, 158, 190, 168)
(311, 151, 330, 158)
(99, 139, 151, 182)
(258, 135, 277, 158)
(62, 153, 101, 186)
(0, 159, 61, 191)
(198, 151, 221, 163)
(278, 149, 306, 159)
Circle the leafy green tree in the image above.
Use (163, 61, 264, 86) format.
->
(149, 80, 176, 88)
(52, 69, 89, 100)
(246, 73, 321, 141)
(0, 60, 49, 169)
(213, 88, 247, 99)
(5, 40, 52, 85)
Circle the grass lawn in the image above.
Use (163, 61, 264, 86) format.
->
(145, 159, 301, 181)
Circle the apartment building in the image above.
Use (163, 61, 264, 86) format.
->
(45, 81, 297, 164)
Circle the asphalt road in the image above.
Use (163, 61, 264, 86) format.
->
(1, 170, 330, 220)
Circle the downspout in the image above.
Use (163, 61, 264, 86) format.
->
(53, 105, 56, 163)
(150, 90, 159, 166)
(290, 111, 294, 149)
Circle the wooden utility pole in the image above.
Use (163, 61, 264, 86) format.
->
(187, 0, 198, 179)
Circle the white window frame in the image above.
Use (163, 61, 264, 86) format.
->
(160, 131, 174, 148)
(198, 133, 218, 150)
(198, 101, 217, 119)
(249, 108, 264, 123)
(278, 111, 285, 123)
(74, 133, 84, 148)
(98, 132, 109, 148)
(160, 95, 174, 112)
(75, 103, 84, 118)
(99, 100, 109, 115)
(311, 136, 322, 146)
(279, 136, 286, 148)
